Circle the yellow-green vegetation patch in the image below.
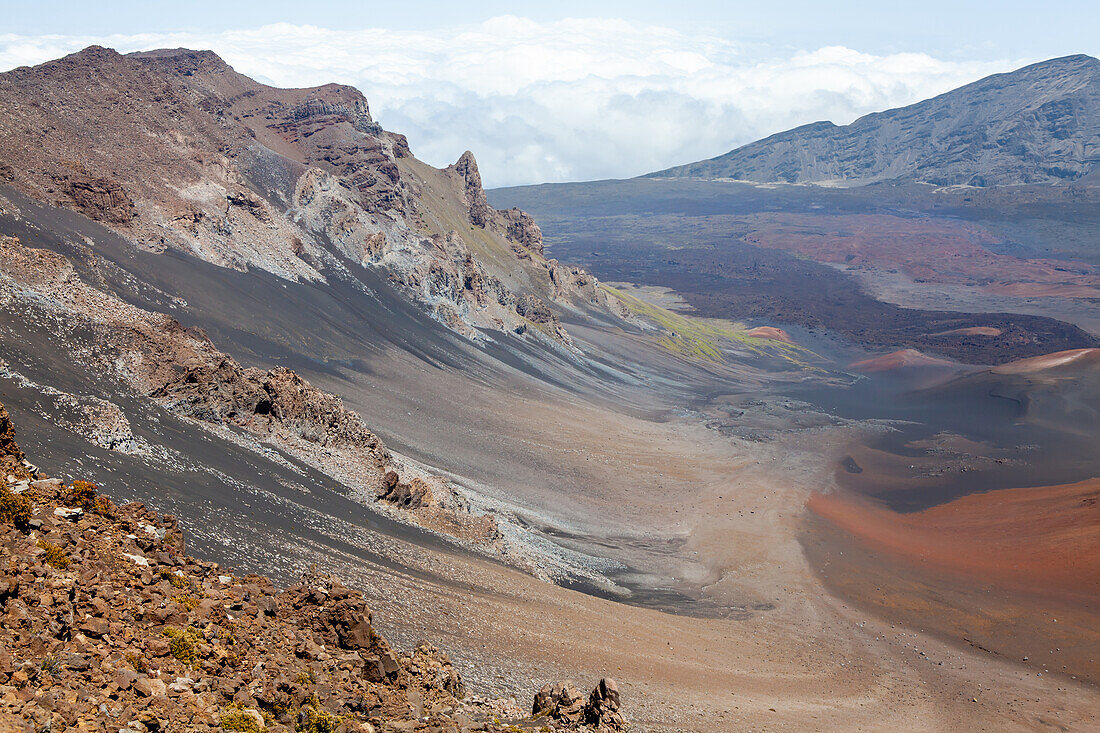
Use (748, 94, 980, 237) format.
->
(160, 568, 192, 589)
(294, 701, 341, 733)
(602, 284, 818, 367)
(0, 486, 31, 526)
(125, 650, 148, 673)
(220, 704, 266, 732)
(163, 625, 204, 667)
(65, 479, 114, 516)
(174, 592, 201, 611)
(37, 538, 70, 569)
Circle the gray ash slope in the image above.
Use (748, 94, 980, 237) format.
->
(651, 54, 1100, 186)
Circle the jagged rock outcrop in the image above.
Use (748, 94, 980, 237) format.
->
(376, 470, 502, 546)
(0, 234, 501, 546)
(653, 54, 1100, 186)
(452, 151, 493, 228)
(532, 678, 625, 730)
(0, 402, 31, 484)
(496, 207, 545, 257)
(447, 150, 545, 256)
(153, 362, 387, 462)
(377, 471, 433, 510)
(585, 678, 625, 729)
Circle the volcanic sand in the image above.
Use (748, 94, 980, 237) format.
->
(264, 370, 1100, 731)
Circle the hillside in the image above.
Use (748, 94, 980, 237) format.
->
(650, 55, 1100, 186)
(6, 43, 1100, 733)
(0, 400, 625, 732)
(0, 46, 616, 345)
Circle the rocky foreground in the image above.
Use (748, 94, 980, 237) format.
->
(0, 402, 625, 733)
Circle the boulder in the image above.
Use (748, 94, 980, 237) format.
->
(534, 678, 625, 729)
(585, 678, 624, 729)
(133, 676, 168, 698)
(533, 681, 585, 723)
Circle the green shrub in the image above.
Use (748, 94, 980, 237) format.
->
(220, 705, 266, 732)
(125, 651, 148, 673)
(160, 568, 191, 589)
(40, 655, 61, 675)
(65, 480, 97, 508)
(294, 702, 341, 733)
(163, 625, 204, 667)
(65, 480, 114, 516)
(37, 539, 70, 569)
(0, 486, 31, 526)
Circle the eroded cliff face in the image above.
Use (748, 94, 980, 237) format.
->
(0, 234, 500, 548)
(0, 46, 617, 347)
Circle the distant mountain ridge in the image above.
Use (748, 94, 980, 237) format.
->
(649, 54, 1100, 187)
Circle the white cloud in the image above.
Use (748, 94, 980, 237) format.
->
(0, 19, 1025, 187)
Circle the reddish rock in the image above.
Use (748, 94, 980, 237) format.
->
(133, 676, 167, 698)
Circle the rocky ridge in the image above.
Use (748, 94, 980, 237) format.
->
(0, 233, 501, 549)
(652, 54, 1100, 186)
(0, 46, 618, 346)
(0, 400, 626, 732)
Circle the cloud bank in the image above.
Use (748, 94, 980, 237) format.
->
(0, 18, 1025, 187)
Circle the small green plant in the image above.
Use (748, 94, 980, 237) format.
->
(37, 538, 70, 569)
(161, 568, 191, 589)
(163, 625, 204, 667)
(220, 704, 266, 732)
(174, 592, 201, 611)
(125, 650, 148, 673)
(294, 700, 341, 733)
(295, 670, 315, 686)
(40, 655, 61, 675)
(64, 480, 114, 517)
(65, 480, 97, 508)
(0, 486, 31, 526)
(218, 623, 238, 646)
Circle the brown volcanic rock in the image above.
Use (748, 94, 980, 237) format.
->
(497, 206, 545, 256)
(451, 150, 493, 227)
(0, 402, 31, 483)
(447, 150, 545, 256)
(153, 362, 387, 459)
(54, 162, 136, 225)
(533, 679, 625, 730)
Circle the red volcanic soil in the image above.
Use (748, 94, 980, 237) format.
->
(808, 479, 1100, 602)
(991, 347, 1100, 375)
(849, 348, 956, 372)
(804, 481, 1100, 685)
(742, 212, 1100, 297)
(933, 326, 1002, 337)
(989, 281, 1100, 298)
(744, 325, 793, 343)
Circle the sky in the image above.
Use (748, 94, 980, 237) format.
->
(1, 1, 1096, 187)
